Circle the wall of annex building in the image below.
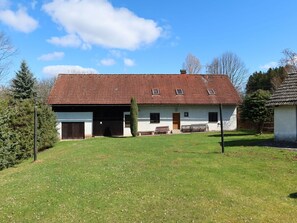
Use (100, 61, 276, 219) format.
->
(274, 106, 297, 142)
(56, 112, 93, 139)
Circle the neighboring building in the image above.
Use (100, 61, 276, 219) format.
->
(267, 73, 297, 142)
(48, 74, 241, 139)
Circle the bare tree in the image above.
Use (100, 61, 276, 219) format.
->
(0, 32, 17, 82)
(206, 52, 248, 91)
(182, 53, 202, 74)
(280, 48, 297, 74)
(35, 77, 57, 103)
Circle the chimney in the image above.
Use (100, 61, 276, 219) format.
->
(180, 69, 187, 75)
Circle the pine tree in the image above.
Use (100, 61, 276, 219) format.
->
(130, 97, 138, 137)
(11, 61, 36, 100)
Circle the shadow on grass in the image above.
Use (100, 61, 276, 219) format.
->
(222, 139, 273, 147)
(208, 131, 256, 137)
(173, 150, 221, 155)
(220, 139, 297, 150)
(288, 192, 297, 199)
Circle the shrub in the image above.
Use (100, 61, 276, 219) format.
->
(0, 101, 20, 170)
(0, 98, 58, 170)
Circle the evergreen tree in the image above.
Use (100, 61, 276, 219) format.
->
(0, 99, 20, 170)
(130, 97, 138, 137)
(245, 66, 287, 94)
(11, 61, 36, 100)
(0, 98, 58, 170)
(37, 103, 58, 150)
(240, 90, 273, 134)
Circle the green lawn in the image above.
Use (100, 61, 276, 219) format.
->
(0, 132, 296, 222)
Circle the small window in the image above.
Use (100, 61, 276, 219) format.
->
(207, 89, 216, 95)
(150, 113, 160, 123)
(184, 112, 189, 117)
(208, 112, 218, 122)
(175, 88, 184, 95)
(125, 115, 131, 128)
(151, 88, 160, 95)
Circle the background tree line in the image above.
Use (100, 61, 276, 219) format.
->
(240, 49, 296, 133)
(183, 49, 296, 133)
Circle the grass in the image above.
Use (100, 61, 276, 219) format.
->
(0, 131, 296, 222)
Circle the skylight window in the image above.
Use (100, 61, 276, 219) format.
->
(207, 89, 216, 95)
(175, 88, 184, 95)
(151, 88, 160, 95)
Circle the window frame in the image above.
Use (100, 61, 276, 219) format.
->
(151, 88, 160, 95)
(175, 88, 184, 95)
(150, 113, 160, 123)
(124, 114, 131, 128)
(207, 89, 216, 95)
(208, 112, 218, 122)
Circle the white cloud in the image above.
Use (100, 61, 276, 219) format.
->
(38, 52, 65, 61)
(43, 65, 98, 77)
(100, 58, 116, 66)
(260, 61, 278, 70)
(0, 0, 10, 9)
(47, 34, 81, 48)
(42, 0, 162, 50)
(0, 7, 38, 33)
(124, 58, 135, 67)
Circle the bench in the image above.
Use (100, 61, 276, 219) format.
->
(155, 126, 170, 134)
(181, 125, 191, 133)
(137, 131, 154, 136)
(181, 124, 208, 133)
(190, 124, 208, 132)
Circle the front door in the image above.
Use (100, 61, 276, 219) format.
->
(172, 113, 180, 129)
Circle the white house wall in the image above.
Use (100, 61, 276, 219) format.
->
(137, 105, 237, 133)
(56, 112, 93, 139)
(274, 106, 297, 142)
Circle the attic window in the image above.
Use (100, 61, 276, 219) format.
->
(151, 88, 160, 95)
(207, 89, 216, 95)
(175, 88, 184, 95)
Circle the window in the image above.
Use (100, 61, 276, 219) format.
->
(151, 88, 160, 95)
(125, 115, 131, 128)
(207, 89, 216, 95)
(175, 88, 184, 95)
(150, 113, 160, 123)
(184, 112, 189, 117)
(208, 112, 218, 122)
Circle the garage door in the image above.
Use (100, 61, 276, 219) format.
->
(62, 122, 85, 139)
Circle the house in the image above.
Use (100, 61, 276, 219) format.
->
(48, 73, 241, 139)
(267, 73, 297, 142)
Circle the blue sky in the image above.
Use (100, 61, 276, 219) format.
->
(0, 0, 297, 85)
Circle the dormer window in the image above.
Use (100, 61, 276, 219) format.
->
(207, 89, 216, 95)
(151, 88, 160, 95)
(175, 88, 184, 95)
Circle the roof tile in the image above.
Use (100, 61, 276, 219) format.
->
(267, 73, 297, 106)
(48, 74, 241, 105)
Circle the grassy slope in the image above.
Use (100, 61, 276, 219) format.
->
(0, 132, 296, 222)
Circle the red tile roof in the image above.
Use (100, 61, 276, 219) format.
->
(48, 74, 241, 105)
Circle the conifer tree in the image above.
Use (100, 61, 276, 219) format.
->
(130, 97, 138, 137)
(240, 90, 273, 134)
(11, 60, 36, 100)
